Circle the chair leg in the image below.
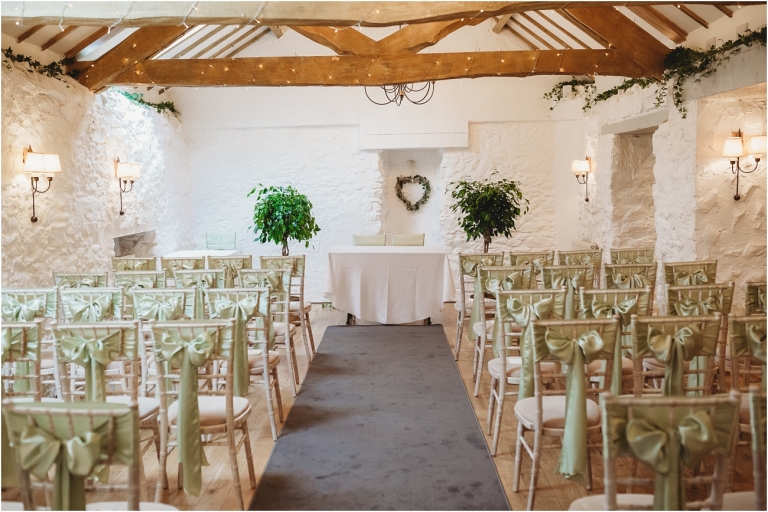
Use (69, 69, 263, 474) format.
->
(490, 392, 505, 456)
(241, 422, 257, 488)
(272, 367, 284, 423)
(289, 336, 300, 386)
(264, 369, 278, 441)
(472, 336, 480, 384)
(304, 310, 316, 354)
(155, 415, 168, 501)
(177, 462, 183, 489)
(486, 376, 497, 435)
(284, 337, 298, 397)
(585, 436, 593, 491)
(454, 311, 464, 361)
(296, 310, 312, 362)
(474, 338, 487, 397)
(512, 423, 524, 492)
(227, 428, 245, 510)
(527, 428, 543, 511)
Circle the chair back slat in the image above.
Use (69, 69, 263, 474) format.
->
(663, 260, 717, 286)
(391, 233, 425, 246)
(111, 257, 157, 272)
(746, 282, 767, 315)
(354, 234, 386, 246)
(59, 288, 123, 323)
(728, 315, 766, 393)
(53, 272, 108, 288)
(113, 270, 167, 319)
(160, 257, 205, 274)
(609, 248, 655, 264)
(1, 319, 43, 400)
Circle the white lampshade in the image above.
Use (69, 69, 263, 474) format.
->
(722, 137, 744, 158)
(746, 135, 767, 156)
(571, 159, 590, 175)
(24, 152, 61, 175)
(115, 161, 141, 180)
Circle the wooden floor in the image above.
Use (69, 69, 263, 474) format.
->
(3, 305, 756, 510)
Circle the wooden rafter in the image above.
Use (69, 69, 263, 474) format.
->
(626, 5, 687, 44)
(40, 25, 78, 51)
(493, 14, 513, 33)
(221, 27, 270, 58)
(503, 26, 538, 50)
(509, 16, 556, 50)
(556, 9, 609, 48)
(565, 7, 668, 77)
(173, 26, 228, 59)
(291, 26, 377, 55)
(108, 49, 647, 87)
(189, 26, 241, 59)
(64, 27, 108, 59)
(70, 25, 188, 91)
(210, 26, 262, 59)
(269, 26, 284, 38)
(714, 4, 734, 17)
(520, 12, 571, 49)
(16, 25, 44, 43)
(675, 5, 709, 28)
(536, 11, 590, 49)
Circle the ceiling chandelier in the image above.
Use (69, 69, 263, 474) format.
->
(365, 81, 436, 106)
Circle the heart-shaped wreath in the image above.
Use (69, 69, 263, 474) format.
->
(395, 175, 431, 211)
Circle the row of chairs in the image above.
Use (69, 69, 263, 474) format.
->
(353, 233, 425, 246)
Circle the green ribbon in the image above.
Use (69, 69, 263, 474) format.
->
(157, 331, 214, 497)
(746, 285, 766, 315)
(512, 254, 552, 275)
(461, 256, 498, 277)
(731, 319, 767, 390)
(215, 260, 245, 288)
(750, 391, 767, 456)
(563, 254, 598, 266)
(167, 260, 199, 271)
(68, 294, 113, 322)
(610, 272, 651, 289)
(647, 325, 708, 396)
(616, 256, 653, 264)
(584, 297, 637, 395)
(470, 271, 525, 337)
(115, 276, 155, 295)
(542, 329, 612, 485)
(57, 331, 127, 402)
(176, 273, 215, 319)
(1, 325, 39, 394)
(1, 295, 44, 321)
(240, 271, 285, 292)
(211, 296, 259, 397)
(549, 271, 587, 319)
(56, 275, 100, 288)
(671, 293, 723, 317)
(674, 269, 709, 286)
(134, 295, 182, 321)
(113, 259, 151, 271)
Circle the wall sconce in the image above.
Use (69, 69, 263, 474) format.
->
(723, 130, 765, 200)
(23, 146, 61, 222)
(571, 157, 591, 202)
(115, 158, 141, 215)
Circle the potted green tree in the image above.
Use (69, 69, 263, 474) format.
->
(448, 172, 529, 253)
(248, 184, 321, 256)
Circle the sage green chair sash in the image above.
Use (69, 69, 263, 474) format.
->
(54, 324, 138, 402)
(260, 255, 306, 278)
(750, 387, 767, 462)
(667, 284, 734, 317)
(604, 263, 656, 291)
(3, 401, 137, 511)
(507, 251, 554, 277)
(208, 256, 252, 288)
(132, 289, 193, 320)
(173, 270, 224, 320)
(60, 288, 123, 323)
(558, 250, 601, 267)
(1, 289, 58, 320)
(729, 315, 767, 389)
(458, 253, 504, 277)
(603, 398, 738, 510)
(207, 289, 265, 397)
(111, 257, 157, 272)
(53, 273, 108, 288)
(633, 315, 720, 396)
(746, 283, 767, 315)
(238, 270, 286, 349)
(532, 319, 618, 485)
(543, 266, 593, 319)
(610, 248, 655, 264)
(114, 271, 166, 294)
(663, 261, 717, 286)
(471, 266, 532, 338)
(160, 257, 204, 273)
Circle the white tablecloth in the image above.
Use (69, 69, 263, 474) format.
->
(324, 246, 456, 324)
(164, 249, 240, 258)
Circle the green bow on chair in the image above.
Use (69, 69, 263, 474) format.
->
(135, 295, 182, 320)
(57, 275, 100, 288)
(470, 272, 525, 340)
(240, 271, 286, 292)
(115, 277, 155, 295)
(176, 273, 215, 319)
(674, 269, 709, 286)
(114, 259, 150, 271)
(617, 256, 653, 264)
(550, 271, 587, 319)
(1, 295, 45, 321)
(745, 285, 766, 315)
(671, 293, 723, 317)
(514, 255, 551, 275)
(211, 296, 259, 397)
(584, 297, 637, 395)
(1, 324, 39, 395)
(461, 257, 496, 276)
(731, 320, 766, 390)
(496, 296, 554, 399)
(564, 254, 596, 266)
(540, 328, 614, 485)
(57, 331, 134, 401)
(157, 331, 214, 497)
(610, 272, 651, 289)
(219, 262, 245, 288)
(647, 325, 712, 396)
(69, 295, 113, 322)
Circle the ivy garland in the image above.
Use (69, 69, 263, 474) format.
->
(115, 89, 180, 116)
(395, 175, 431, 211)
(543, 26, 767, 118)
(2, 47, 73, 87)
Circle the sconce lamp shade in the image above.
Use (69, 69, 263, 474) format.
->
(746, 136, 767, 156)
(571, 159, 590, 176)
(24, 152, 61, 175)
(722, 136, 745, 158)
(115, 161, 141, 180)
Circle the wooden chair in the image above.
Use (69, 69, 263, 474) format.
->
(111, 256, 157, 271)
(663, 259, 717, 286)
(207, 288, 284, 440)
(208, 255, 253, 288)
(609, 247, 654, 264)
(59, 288, 123, 323)
(113, 270, 167, 319)
(173, 269, 225, 320)
(454, 252, 504, 360)
(470, 265, 534, 396)
(512, 317, 620, 510)
(391, 233, 425, 246)
(507, 250, 555, 289)
(53, 272, 109, 288)
(206, 232, 236, 250)
(159, 257, 205, 286)
(568, 391, 741, 511)
(260, 255, 315, 361)
(486, 289, 567, 455)
(557, 250, 601, 287)
(0, 319, 43, 402)
(150, 319, 255, 509)
(603, 263, 657, 313)
(542, 265, 595, 319)
(745, 282, 766, 315)
(353, 234, 386, 246)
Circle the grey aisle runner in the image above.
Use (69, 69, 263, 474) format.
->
(250, 325, 509, 511)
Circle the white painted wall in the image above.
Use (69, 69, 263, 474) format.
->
(1, 63, 194, 287)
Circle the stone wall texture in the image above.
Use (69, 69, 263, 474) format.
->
(1, 63, 194, 287)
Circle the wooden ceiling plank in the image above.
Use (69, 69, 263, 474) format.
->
(64, 27, 108, 59)
(173, 26, 228, 59)
(509, 17, 557, 50)
(676, 4, 709, 28)
(221, 28, 271, 58)
(209, 25, 261, 59)
(493, 14, 513, 33)
(189, 26, 242, 59)
(107, 49, 647, 87)
(375, 17, 485, 54)
(291, 26, 377, 55)
(503, 25, 538, 50)
(40, 25, 79, 51)
(556, 9, 609, 48)
(565, 7, 669, 77)
(16, 25, 44, 43)
(70, 25, 188, 91)
(714, 4, 734, 17)
(536, 11, 590, 49)
(626, 5, 687, 44)
(520, 12, 570, 48)
(269, 26, 284, 38)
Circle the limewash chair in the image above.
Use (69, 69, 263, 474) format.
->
(454, 252, 504, 360)
(208, 255, 253, 288)
(112, 256, 158, 271)
(507, 250, 555, 289)
(354, 234, 386, 246)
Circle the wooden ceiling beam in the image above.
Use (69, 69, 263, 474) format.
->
(493, 14, 513, 34)
(519, 12, 570, 48)
(509, 17, 557, 50)
(626, 5, 687, 44)
(107, 49, 647, 87)
(714, 4, 734, 17)
(556, 9, 609, 48)
(565, 7, 668, 77)
(40, 25, 78, 51)
(63, 27, 108, 59)
(16, 25, 44, 43)
(269, 26, 284, 38)
(291, 26, 377, 55)
(503, 25, 538, 50)
(70, 25, 188, 91)
(675, 5, 709, 28)
(536, 11, 590, 49)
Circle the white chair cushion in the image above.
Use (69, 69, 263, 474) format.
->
(289, 301, 311, 313)
(274, 322, 297, 337)
(473, 321, 522, 339)
(568, 493, 654, 510)
(247, 349, 280, 374)
(588, 357, 634, 375)
(487, 358, 557, 381)
(168, 396, 250, 427)
(722, 491, 757, 511)
(515, 395, 601, 429)
(87, 502, 179, 510)
(739, 392, 751, 423)
(106, 396, 160, 420)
